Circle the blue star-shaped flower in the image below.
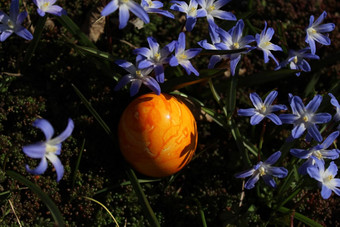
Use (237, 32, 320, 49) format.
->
(33, 0, 67, 17)
(114, 59, 161, 96)
(141, 0, 174, 19)
(279, 94, 332, 142)
(328, 93, 340, 122)
(23, 118, 74, 182)
(0, 0, 33, 41)
(237, 90, 287, 125)
(235, 151, 288, 189)
(169, 32, 202, 76)
(290, 131, 340, 175)
(305, 11, 335, 55)
(307, 159, 340, 199)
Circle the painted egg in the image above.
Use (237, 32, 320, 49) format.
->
(118, 93, 198, 178)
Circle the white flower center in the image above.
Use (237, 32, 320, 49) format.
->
(41, 2, 51, 11)
(7, 19, 15, 29)
(153, 52, 161, 62)
(178, 53, 187, 61)
(259, 41, 271, 49)
(293, 56, 298, 64)
(120, 0, 129, 4)
(233, 42, 240, 49)
(188, 7, 197, 17)
(313, 150, 323, 159)
(307, 27, 317, 36)
(303, 115, 309, 122)
(259, 166, 266, 176)
(207, 5, 215, 13)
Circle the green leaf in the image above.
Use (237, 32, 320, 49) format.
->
(57, 15, 96, 48)
(74, 45, 117, 62)
(6, 171, 65, 227)
(277, 206, 323, 227)
(238, 69, 297, 86)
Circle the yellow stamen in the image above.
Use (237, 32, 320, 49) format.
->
(259, 166, 266, 176)
(7, 20, 14, 29)
(179, 53, 187, 60)
(308, 27, 317, 35)
(314, 150, 323, 159)
(46, 144, 58, 153)
(208, 5, 215, 12)
(303, 116, 309, 122)
(233, 42, 240, 49)
(154, 52, 161, 61)
(136, 70, 143, 78)
(260, 105, 266, 113)
(293, 56, 298, 64)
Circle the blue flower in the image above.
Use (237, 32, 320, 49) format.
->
(307, 160, 340, 199)
(235, 151, 288, 189)
(33, 0, 67, 17)
(169, 32, 202, 76)
(275, 48, 319, 76)
(215, 19, 255, 76)
(114, 60, 160, 96)
(0, 0, 33, 41)
(290, 131, 340, 175)
(23, 118, 74, 182)
(279, 94, 332, 142)
(101, 0, 150, 29)
(170, 0, 206, 32)
(328, 93, 340, 122)
(197, 0, 236, 28)
(305, 11, 335, 55)
(141, 0, 174, 18)
(133, 37, 176, 83)
(255, 21, 282, 65)
(237, 91, 287, 125)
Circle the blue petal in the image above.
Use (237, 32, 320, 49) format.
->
(307, 124, 322, 142)
(327, 161, 338, 176)
(33, 118, 54, 140)
(133, 47, 151, 57)
(215, 0, 232, 8)
(130, 80, 142, 96)
(321, 131, 339, 149)
(177, 32, 186, 53)
(179, 60, 199, 76)
(234, 168, 255, 178)
(101, 0, 119, 16)
(115, 60, 136, 74)
(114, 74, 133, 91)
(265, 151, 281, 165)
(299, 59, 311, 72)
(262, 175, 276, 188)
(314, 11, 327, 26)
(49, 118, 74, 144)
(292, 96, 306, 116)
(290, 148, 310, 159)
(138, 59, 153, 69)
(230, 55, 241, 76)
(15, 27, 33, 40)
(0, 31, 13, 42)
(26, 158, 48, 175)
(184, 48, 202, 59)
(37, 8, 46, 17)
(316, 23, 335, 33)
(268, 167, 288, 178)
(143, 76, 161, 95)
(208, 55, 222, 69)
(271, 104, 287, 112)
(211, 10, 236, 21)
(305, 95, 322, 113)
(306, 164, 322, 180)
(329, 93, 340, 108)
(119, 5, 130, 29)
(279, 114, 298, 124)
(249, 92, 263, 110)
(299, 159, 314, 175)
(10, 0, 19, 20)
(313, 113, 332, 124)
(266, 113, 282, 125)
(250, 114, 264, 125)
(45, 5, 65, 16)
(306, 37, 316, 55)
(232, 20, 244, 43)
(321, 185, 332, 199)
(169, 55, 179, 66)
(263, 91, 277, 106)
(237, 108, 255, 117)
(292, 123, 306, 139)
(185, 16, 196, 32)
(23, 143, 46, 158)
(46, 152, 64, 182)
(127, 0, 149, 23)
(16, 11, 27, 24)
(147, 36, 159, 52)
(244, 173, 260, 189)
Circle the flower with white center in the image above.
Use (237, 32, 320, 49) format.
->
(235, 151, 288, 189)
(307, 160, 340, 199)
(0, 0, 33, 41)
(215, 19, 255, 76)
(114, 59, 161, 96)
(255, 21, 282, 65)
(328, 93, 340, 122)
(170, 0, 206, 32)
(169, 32, 202, 76)
(305, 11, 335, 55)
(290, 131, 340, 175)
(141, 0, 174, 18)
(197, 0, 236, 28)
(101, 0, 150, 29)
(237, 91, 287, 125)
(23, 118, 74, 182)
(133, 37, 176, 83)
(279, 94, 332, 142)
(33, 0, 66, 17)
(275, 48, 320, 76)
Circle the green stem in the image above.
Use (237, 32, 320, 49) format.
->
(258, 121, 267, 161)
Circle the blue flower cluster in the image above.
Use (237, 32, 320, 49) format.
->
(236, 92, 340, 199)
(0, 0, 66, 41)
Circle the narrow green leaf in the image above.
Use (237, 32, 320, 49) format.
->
(6, 171, 65, 227)
(72, 84, 113, 137)
(208, 79, 228, 118)
(277, 206, 323, 227)
(74, 45, 117, 62)
(125, 168, 160, 227)
(83, 196, 119, 226)
(201, 106, 227, 128)
(227, 74, 238, 117)
(238, 69, 297, 86)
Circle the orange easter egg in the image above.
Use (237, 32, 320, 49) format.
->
(118, 93, 198, 178)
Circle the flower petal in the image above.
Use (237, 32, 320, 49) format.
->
(266, 113, 282, 125)
(244, 173, 260, 189)
(33, 119, 54, 140)
(23, 143, 46, 158)
(249, 92, 263, 110)
(307, 124, 322, 142)
(101, 0, 119, 16)
(265, 151, 281, 165)
(234, 168, 255, 178)
(143, 76, 161, 95)
(321, 131, 339, 149)
(127, 1, 149, 24)
(263, 91, 277, 106)
(26, 157, 48, 175)
(119, 5, 130, 29)
(237, 108, 255, 117)
(130, 79, 142, 96)
(262, 175, 277, 188)
(49, 119, 74, 144)
(292, 123, 306, 139)
(250, 114, 264, 125)
(46, 152, 64, 182)
(307, 165, 322, 181)
(321, 184, 332, 199)
(115, 60, 136, 74)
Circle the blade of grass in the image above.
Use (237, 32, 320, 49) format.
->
(83, 196, 119, 226)
(277, 206, 323, 227)
(74, 45, 117, 62)
(6, 171, 65, 227)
